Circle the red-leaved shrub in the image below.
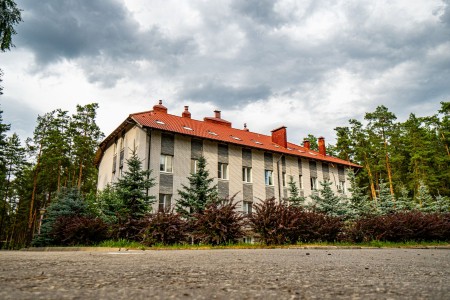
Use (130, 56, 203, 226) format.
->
(141, 211, 187, 246)
(347, 211, 450, 242)
(51, 216, 108, 246)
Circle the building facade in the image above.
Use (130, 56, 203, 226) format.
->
(96, 100, 360, 212)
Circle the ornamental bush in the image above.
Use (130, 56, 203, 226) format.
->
(50, 216, 108, 246)
(141, 211, 187, 246)
(347, 211, 450, 242)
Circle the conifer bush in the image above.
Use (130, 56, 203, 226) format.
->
(141, 211, 187, 246)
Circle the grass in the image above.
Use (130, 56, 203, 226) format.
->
(92, 239, 450, 250)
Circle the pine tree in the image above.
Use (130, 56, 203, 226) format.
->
(176, 156, 218, 218)
(310, 180, 348, 217)
(396, 186, 413, 211)
(416, 181, 435, 213)
(347, 169, 372, 218)
(286, 176, 305, 207)
(434, 195, 450, 213)
(376, 180, 396, 214)
(114, 148, 156, 219)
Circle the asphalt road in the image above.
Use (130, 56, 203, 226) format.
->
(0, 248, 449, 299)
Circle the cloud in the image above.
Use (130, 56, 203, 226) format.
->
(15, 0, 196, 86)
(180, 82, 272, 108)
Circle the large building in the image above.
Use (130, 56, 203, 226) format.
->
(96, 100, 360, 212)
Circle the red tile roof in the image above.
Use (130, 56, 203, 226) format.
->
(97, 106, 361, 168)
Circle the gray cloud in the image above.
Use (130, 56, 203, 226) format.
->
(7, 0, 450, 142)
(180, 82, 271, 109)
(15, 0, 195, 86)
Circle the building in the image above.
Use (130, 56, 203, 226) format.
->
(96, 100, 360, 212)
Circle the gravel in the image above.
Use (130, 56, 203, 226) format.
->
(1, 248, 449, 299)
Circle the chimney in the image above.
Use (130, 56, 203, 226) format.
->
(303, 138, 310, 150)
(244, 123, 249, 132)
(318, 136, 326, 155)
(182, 106, 191, 118)
(153, 100, 168, 113)
(204, 109, 232, 127)
(271, 126, 287, 148)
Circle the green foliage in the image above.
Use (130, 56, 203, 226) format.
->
(376, 180, 396, 214)
(114, 148, 156, 219)
(192, 196, 245, 245)
(347, 169, 373, 218)
(396, 186, 414, 211)
(434, 195, 450, 213)
(286, 176, 305, 207)
(0, 0, 22, 51)
(310, 180, 348, 217)
(93, 184, 125, 224)
(416, 181, 435, 212)
(176, 156, 218, 218)
(32, 188, 90, 246)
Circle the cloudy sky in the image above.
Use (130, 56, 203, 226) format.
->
(1, 0, 449, 145)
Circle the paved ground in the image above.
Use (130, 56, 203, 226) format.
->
(0, 248, 449, 299)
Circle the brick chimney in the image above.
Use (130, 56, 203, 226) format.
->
(204, 110, 232, 127)
(303, 138, 310, 150)
(153, 100, 168, 113)
(271, 126, 287, 148)
(318, 136, 326, 156)
(182, 106, 191, 118)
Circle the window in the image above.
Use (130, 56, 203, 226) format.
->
(265, 170, 274, 186)
(243, 201, 252, 214)
(242, 167, 252, 183)
(299, 175, 303, 189)
(310, 177, 317, 190)
(338, 181, 346, 193)
(112, 142, 117, 174)
(160, 155, 173, 173)
(282, 172, 287, 187)
(159, 194, 172, 212)
(191, 159, 199, 174)
(119, 137, 125, 169)
(218, 163, 228, 180)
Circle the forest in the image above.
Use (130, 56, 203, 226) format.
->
(0, 102, 449, 248)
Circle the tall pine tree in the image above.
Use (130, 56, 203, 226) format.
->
(176, 156, 218, 218)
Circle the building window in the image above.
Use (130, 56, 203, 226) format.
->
(282, 172, 287, 187)
(191, 159, 199, 174)
(159, 194, 172, 212)
(338, 181, 346, 193)
(218, 163, 229, 180)
(160, 155, 173, 173)
(265, 170, 273, 186)
(243, 201, 252, 214)
(310, 177, 317, 191)
(299, 175, 303, 189)
(242, 167, 252, 183)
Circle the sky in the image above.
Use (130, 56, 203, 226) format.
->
(1, 0, 449, 146)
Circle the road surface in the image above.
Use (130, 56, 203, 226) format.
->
(0, 248, 449, 299)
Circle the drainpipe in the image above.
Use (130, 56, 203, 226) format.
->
(276, 154, 284, 203)
(145, 128, 152, 197)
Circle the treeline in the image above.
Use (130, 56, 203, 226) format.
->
(0, 103, 449, 248)
(0, 104, 103, 248)
(325, 102, 450, 208)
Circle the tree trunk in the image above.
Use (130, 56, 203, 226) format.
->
(77, 160, 83, 190)
(364, 154, 377, 204)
